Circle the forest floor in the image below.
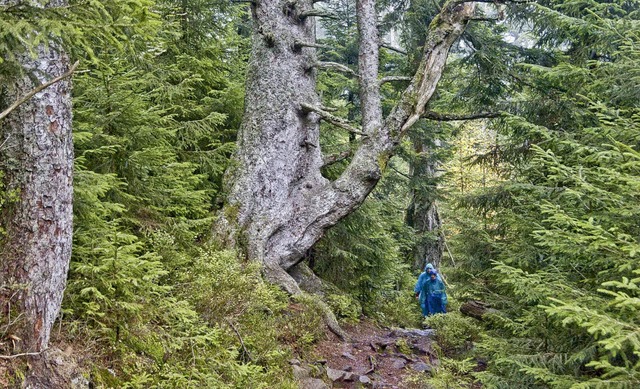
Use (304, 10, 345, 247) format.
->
(296, 320, 438, 388)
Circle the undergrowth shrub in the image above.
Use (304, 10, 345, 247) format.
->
(373, 288, 423, 328)
(424, 312, 480, 355)
(63, 249, 301, 388)
(326, 293, 362, 324)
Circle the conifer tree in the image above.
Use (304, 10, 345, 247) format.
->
(446, 1, 640, 386)
(0, 0, 74, 352)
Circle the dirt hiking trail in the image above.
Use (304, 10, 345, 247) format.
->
(294, 321, 439, 388)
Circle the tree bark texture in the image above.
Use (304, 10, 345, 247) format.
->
(0, 1, 73, 352)
(221, 0, 475, 293)
(406, 142, 444, 271)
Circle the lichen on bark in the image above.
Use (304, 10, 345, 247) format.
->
(218, 0, 475, 297)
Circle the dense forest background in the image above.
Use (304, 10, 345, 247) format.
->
(1, 0, 639, 387)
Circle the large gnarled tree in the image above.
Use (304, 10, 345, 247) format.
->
(221, 0, 477, 293)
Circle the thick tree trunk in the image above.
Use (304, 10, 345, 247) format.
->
(220, 0, 474, 293)
(407, 142, 444, 270)
(0, 10, 73, 352)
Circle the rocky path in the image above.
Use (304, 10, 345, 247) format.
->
(294, 321, 438, 388)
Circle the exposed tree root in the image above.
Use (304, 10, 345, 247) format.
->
(289, 262, 349, 341)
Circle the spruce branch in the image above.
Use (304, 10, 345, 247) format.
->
(0, 61, 79, 122)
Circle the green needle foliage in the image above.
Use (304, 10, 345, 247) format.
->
(444, 1, 640, 387)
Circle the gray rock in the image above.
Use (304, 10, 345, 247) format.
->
(70, 376, 90, 389)
(326, 367, 345, 381)
(359, 375, 372, 384)
(410, 340, 433, 355)
(293, 364, 311, 380)
(391, 328, 436, 338)
(343, 372, 358, 382)
(299, 378, 329, 389)
(390, 358, 406, 369)
(411, 362, 432, 373)
(393, 353, 416, 362)
(342, 351, 356, 361)
(289, 358, 301, 366)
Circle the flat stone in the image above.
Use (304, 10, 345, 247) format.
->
(299, 378, 330, 389)
(326, 367, 346, 382)
(391, 328, 435, 338)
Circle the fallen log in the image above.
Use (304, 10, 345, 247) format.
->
(460, 300, 498, 320)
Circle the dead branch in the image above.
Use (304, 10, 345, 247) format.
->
(0, 136, 10, 150)
(224, 318, 253, 362)
(453, 0, 531, 4)
(0, 61, 79, 122)
(294, 41, 333, 50)
(380, 76, 412, 85)
(443, 237, 456, 266)
(314, 61, 357, 77)
(469, 15, 502, 22)
(0, 350, 44, 360)
(299, 9, 336, 19)
(365, 355, 376, 374)
(380, 43, 407, 55)
(301, 103, 367, 136)
(322, 150, 353, 167)
(423, 110, 504, 121)
(389, 165, 410, 179)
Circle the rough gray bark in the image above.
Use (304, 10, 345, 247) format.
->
(220, 0, 475, 293)
(0, 0, 73, 352)
(406, 142, 444, 270)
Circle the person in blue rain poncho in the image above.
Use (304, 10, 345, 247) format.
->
(414, 263, 441, 316)
(423, 270, 447, 315)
